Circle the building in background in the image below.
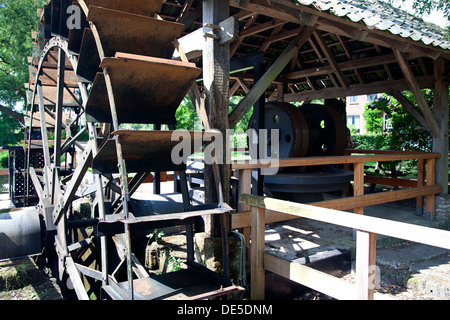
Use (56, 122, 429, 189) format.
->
(346, 94, 381, 134)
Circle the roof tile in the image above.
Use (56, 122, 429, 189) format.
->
(295, 0, 450, 51)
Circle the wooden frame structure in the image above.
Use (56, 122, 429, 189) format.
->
(158, 0, 449, 204)
(240, 193, 450, 300)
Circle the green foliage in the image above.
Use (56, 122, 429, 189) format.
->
(0, 0, 46, 147)
(385, 91, 433, 152)
(0, 151, 8, 168)
(175, 96, 201, 130)
(352, 133, 392, 151)
(402, 0, 450, 22)
(357, 89, 437, 176)
(175, 95, 255, 133)
(362, 91, 432, 152)
(0, 0, 46, 106)
(229, 96, 253, 132)
(362, 105, 385, 133)
(0, 114, 23, 146)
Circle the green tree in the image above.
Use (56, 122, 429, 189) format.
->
(0, 0, 46, 145)
(362, 91, 433, 152)
(175, 96, 201, 130)
(404, 0, 450, 21)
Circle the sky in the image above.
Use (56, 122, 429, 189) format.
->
(384, 0, 448, 28)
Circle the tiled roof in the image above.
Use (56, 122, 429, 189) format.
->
(295, 0, 450, 50)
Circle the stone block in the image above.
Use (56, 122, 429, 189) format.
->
(194, 232, 242, 284)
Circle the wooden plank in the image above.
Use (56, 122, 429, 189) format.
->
(355, 230, 376, 300)
(232, 152, 441, 170)
(353, 162, 364, 215)
(432, 58, 449, 195)
(364, 176, 418, 188)
(264, 252, 392, 300)
(393, 48, 440, 138)
(238, 169, 252, 247)
(416, 159, 425, 209)
(239, 194, 450, 250)
(425, 158, 436, 218)
(283, 76, 434, 102)
(232, 184, 441, 228)
(312, 185, 441, 212)
(348, 149, 428, 155)
(116, 52, 196, 68)
(228, 24, 317, 129)
(251, 207, 265, 300)
(202, 0, 231, 235)
(265, 251, 357, 299)
(312, 30, 348, 88)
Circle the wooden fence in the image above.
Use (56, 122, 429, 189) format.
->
(232, 150, 441, 242)
(240, 193, 450, 300)
(230, 150, 444, 300)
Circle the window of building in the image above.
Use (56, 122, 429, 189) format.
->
(367, 94, 378, 102)
(348, 96, 359, 104)
(347, 115, 361, 133)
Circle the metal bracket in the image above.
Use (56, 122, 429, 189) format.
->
(203, 16, 239, 45)
(174, 16, 239, 60)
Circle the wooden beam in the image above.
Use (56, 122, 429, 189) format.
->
(312, 30, 348, 89)
(283, 52, 426, 81)
(432, 57, 449, 195)
(239, 19, 285, 38)
(232, 185, 441, 228)
(393, 48, 440, 138)
(251, 207, 265, 300)
(233, 152, 440, 170)
(239, 194, 450, 250)
(238, 168, 252, 246)
(356, 230, 376, 300)
(425, 158, 436, 218)
(353, 162, 364, 215)
(390, 91, 431, 133)
(228, 24, 317, 128)
(266, 252, 354, 298)
(202, 0, 231, 235)
(283, 75, 435, 102)
(231, 0, 450, 58)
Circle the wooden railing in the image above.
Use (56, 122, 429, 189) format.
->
(232, 150, 441, 241)
(240, 193, 450, 300)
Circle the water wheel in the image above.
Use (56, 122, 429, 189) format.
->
(22, 0, 237, 300)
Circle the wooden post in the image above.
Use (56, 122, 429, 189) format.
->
(202, 0, 231, 235)
(251, 206, 265, 300)
(238, 168, 252, 247)
(356, 230, 377, 300)
(426, 158, 436, 220)
(416, 159, 425, 215)
(353, 162, 364, 215)
(354, 161, 377, 299)
(432, 57, 449, 196)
